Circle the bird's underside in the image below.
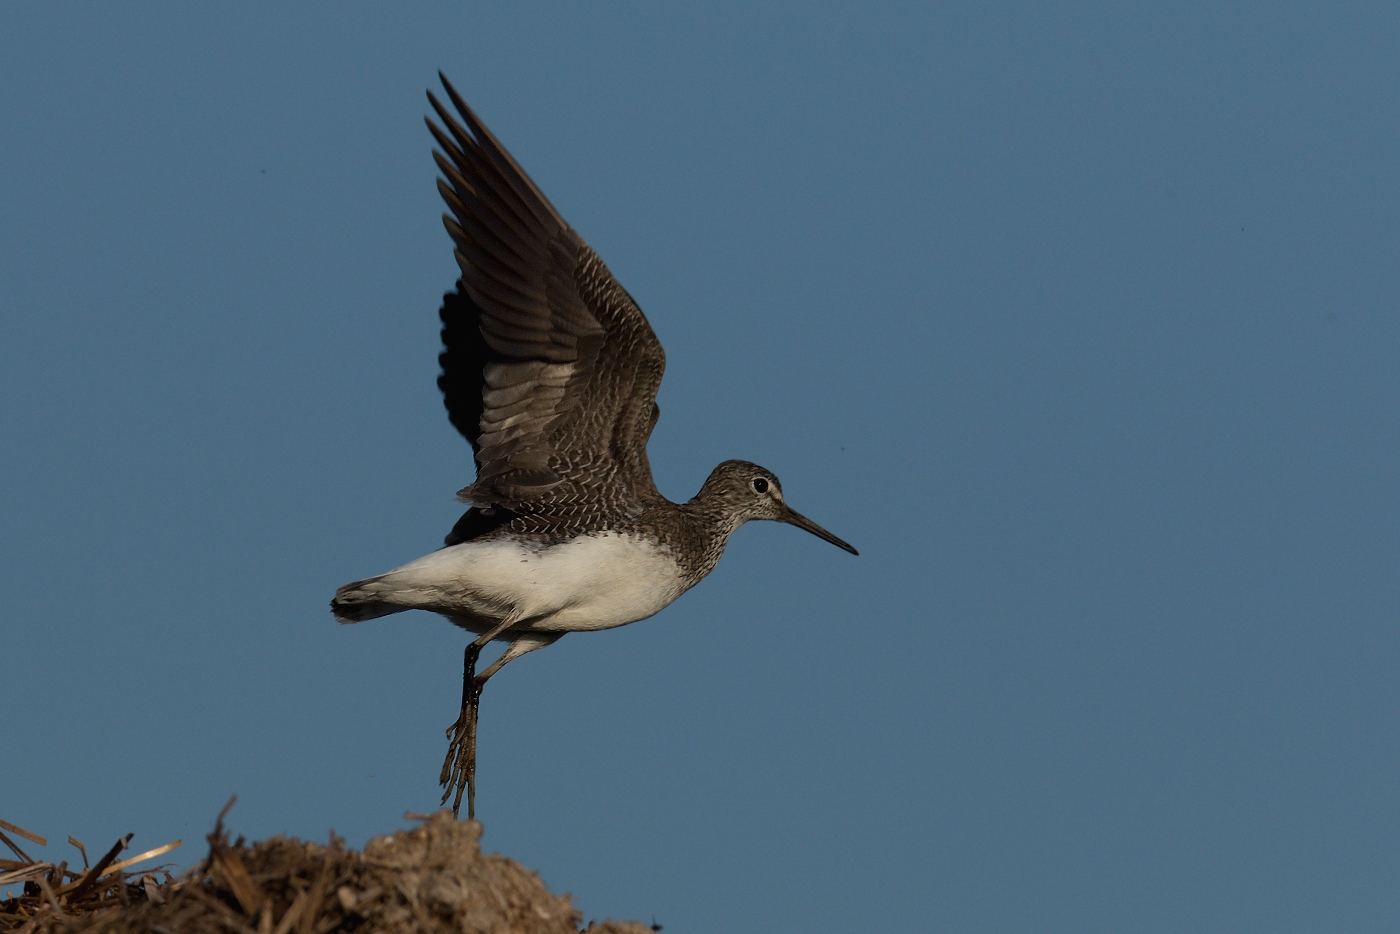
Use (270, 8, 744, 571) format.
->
(333, 525, 694, 635)
(332, 74, 856, 821)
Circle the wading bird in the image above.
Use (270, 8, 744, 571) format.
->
(332, 76, 857, 819)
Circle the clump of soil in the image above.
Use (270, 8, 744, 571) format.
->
(1, 809, 649, 934)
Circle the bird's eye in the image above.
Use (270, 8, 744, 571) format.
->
(752, 478, 769, 493)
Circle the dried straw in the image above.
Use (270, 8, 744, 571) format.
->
(1, 805, 651, 934)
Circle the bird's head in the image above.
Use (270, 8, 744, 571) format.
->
(696, 460, 858, 554)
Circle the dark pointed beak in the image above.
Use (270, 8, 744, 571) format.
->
(781, 506, 859, 555)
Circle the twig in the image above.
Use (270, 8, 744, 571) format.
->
(271, 887, 309, 934)
(0, 830, 33, 864)
(69, 836, 89, 870)
(211, 842, 263, 917)
(62, 833, 132, 900)
(295, 856, 333, 934)
(0, 820, 47, 847)
(0, 863, 57, 887)
(100, 840, 182, 878)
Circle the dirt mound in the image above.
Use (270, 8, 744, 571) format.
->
(1, 809, 650, 934)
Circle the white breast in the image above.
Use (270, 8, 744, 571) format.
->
(377, 531, 689, 633)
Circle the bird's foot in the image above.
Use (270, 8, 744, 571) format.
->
(439, 710, 471, 818)
(440, 678, 482, 819)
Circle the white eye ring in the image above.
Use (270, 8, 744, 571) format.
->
(751, 477, 769, 494)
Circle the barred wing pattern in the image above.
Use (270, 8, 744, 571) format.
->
(428, 76, 667, 533)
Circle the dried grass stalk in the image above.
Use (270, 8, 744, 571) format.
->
(2, 812, 652, 934)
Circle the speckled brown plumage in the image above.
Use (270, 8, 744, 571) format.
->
(428, 77, 666, 542)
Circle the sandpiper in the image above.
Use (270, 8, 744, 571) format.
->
(332, 75, 857, 819)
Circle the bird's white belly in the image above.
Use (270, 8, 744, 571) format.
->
(381, 531, 688, 632)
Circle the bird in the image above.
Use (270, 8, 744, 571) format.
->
(332, 74, 858, 820)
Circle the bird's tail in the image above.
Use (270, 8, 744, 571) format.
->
(331, 576, 411, 624)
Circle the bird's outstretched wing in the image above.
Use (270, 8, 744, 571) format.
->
(428, 75, 666, 534)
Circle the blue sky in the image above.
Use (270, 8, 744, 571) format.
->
(2, 3, 1398, 932)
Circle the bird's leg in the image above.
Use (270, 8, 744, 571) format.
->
(438, 641, 480, 817)
(441, 614, 520, 819)
(439, 630, 564, 820)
